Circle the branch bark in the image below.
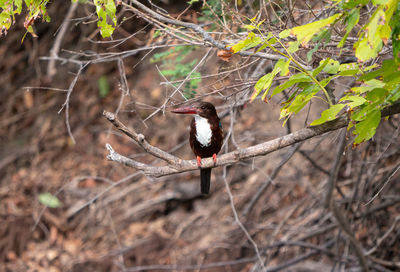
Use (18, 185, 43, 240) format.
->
(104, 102, 400, 178)
(125, 0, 284, 61)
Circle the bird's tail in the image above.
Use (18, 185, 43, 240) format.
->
(200, 168, 211, 194)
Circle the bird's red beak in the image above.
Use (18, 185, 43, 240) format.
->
(171, 106, 197, 114)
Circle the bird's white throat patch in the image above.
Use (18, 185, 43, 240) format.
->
(194, 115, 212, 147)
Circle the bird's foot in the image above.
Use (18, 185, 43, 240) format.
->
(196, 156, 202, 167)
(212, 153, 217, 166)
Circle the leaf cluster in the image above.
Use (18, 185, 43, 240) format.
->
(151, 45, 201, 99)
(232, 0, 400, 146)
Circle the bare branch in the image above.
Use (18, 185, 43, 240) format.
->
(103, 111, 181, 166)
(126, 0, 283, 61)
(104, 102, 400, 178)
(47, 1, 78, 78)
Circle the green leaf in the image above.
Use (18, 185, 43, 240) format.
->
(94, 0, 117, 38)
(339, 95, 366, 108)
(365, 88, 388, 103)
(231, 32, 262, 53)
(359, 59, 400, 82)
(251, 73, 274, 101)
(311, 28, 331, 43)
(392, 13, 400, 64)
(251, 60, 286, 101)
(243, 24, 256, 30)
(310, 104, 346, 126)
(38, 193, 61, 208)
(255, 43, 269, 53)
(353, 3, 394, 61)
(355, 36, 382, 61)
(307, 43, 320, 62)
(372, 0, 388, 5)
(250, 15, 257, 22)
(346, 8, 360, 33)
(290, 13, 341, 46)
(0, 12, 11, 30)
(271, 73, 312, 97)
(283, 84, 319, 115)
(388, 86, 400, 102)
(341, 0, 368, 9)
(277, 59, 290, 76)
(287, 40, 300, 53)
(279, 29, 291, 39)
(320, 75, 337, 87)
(313, 58, 330, 77)
(353, 109, 381, 145)
(339, 8, 360, 48)
(98, 75, 110, 98)
(322, 59, 340, 74)
(15, 0, 23, 13)
(257, 19, 265, 27)
(351, 102, 380, 121)
(338, 62, 360, 76)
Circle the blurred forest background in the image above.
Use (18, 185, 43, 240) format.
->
(0, 0, 399, 271)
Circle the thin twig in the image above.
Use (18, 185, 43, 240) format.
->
(222, 166, 266, 270)
(242, 143, 302, 217)
(104, 102, 400, 177)
(47, 1, 78, 78)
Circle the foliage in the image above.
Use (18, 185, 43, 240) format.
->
(0, 0, 50, 38)
(151, 46, 201, 99)
(90, 0, 116, 38)
(98, 75, 110, 98)
(0, 0, 117, 38)
(2, 0, 399, 146)
(233, 0, 400, 146)
(38, 192, 62, 208)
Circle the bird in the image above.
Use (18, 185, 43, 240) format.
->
(171, 102, 223, 194)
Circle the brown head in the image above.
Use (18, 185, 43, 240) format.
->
(171, 102, 218, 119)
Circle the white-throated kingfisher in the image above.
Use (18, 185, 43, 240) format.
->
(171, 102, 223, 194)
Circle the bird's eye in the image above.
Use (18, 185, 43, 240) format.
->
(201, 106, 206, 110)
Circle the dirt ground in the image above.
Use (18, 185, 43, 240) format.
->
(1, 2, 399, 272)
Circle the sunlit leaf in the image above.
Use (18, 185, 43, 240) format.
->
(279, 29, 291, 39)
(277, 59, 290, 76)
(94, 0, 117, 38)
(243, 24, 256, 30)
(231, 32, 262, 53)
(307, 43, 320, 62)
(339, 95, 366, 108)
(313, 58, 330, 77)
(341, 0, 368, 9)
(322, 59, 340, 74)
(287, 40, 300, 53)
(39, 193, 61, 208)
(365, 88, 388, 103)
(251, 73, 274, 101)
(271, 73, 312, 97)
(310, 104, 346, 126)
(339, 8, 360, 47)
(284, 84, 319, 115)
(338, 62, 360, 76)
(353, 109, 381, 145)
(290, 13, 341, 46)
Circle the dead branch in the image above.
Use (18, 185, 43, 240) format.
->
(104, 102, 400, 178)
(47, 1, 78, 78)
(124, 0, 284, 61)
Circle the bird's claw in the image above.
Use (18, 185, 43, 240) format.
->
(196, 156, 202, 167)
(197, 154, 217, 168)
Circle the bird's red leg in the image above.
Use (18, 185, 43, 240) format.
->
(212, 153, 217, 165)
(196, 156, 202, 167)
